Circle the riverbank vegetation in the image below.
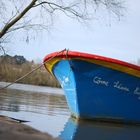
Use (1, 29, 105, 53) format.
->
(0, 55, 60, 87)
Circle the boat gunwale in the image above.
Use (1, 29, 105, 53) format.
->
(43, 50, 140, 71)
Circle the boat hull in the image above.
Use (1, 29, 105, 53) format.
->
(44, 51, 140, 123)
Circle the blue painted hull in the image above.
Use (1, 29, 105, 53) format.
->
(52, 59, 140, 123)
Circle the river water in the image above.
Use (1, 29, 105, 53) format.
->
(0, 82, 140, 140)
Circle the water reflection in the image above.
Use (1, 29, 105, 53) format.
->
(1, 85, 140, 139)
(0, 88, 69, 116)
(60, 118, 140, 140)
(0, 87, 70, 137)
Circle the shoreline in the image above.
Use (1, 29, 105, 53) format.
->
(0, 81, 64, 95)
(0, 115, 59, 140)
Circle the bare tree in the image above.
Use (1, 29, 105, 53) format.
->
(0, 0, 124, 52)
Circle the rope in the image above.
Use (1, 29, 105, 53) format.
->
(65, 49, 69, 59)
(0, 49, 66, 90)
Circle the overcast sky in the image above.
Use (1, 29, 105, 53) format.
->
(8, 0, 140, 64)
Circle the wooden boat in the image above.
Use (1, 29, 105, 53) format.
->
(44, 50, 140, 123)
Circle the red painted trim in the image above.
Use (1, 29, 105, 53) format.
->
(43, 50, 140, 71)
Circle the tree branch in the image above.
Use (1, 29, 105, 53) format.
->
(6, 24, 49, 34)
(0, 0, 37, 38)
(0, 0, 124, 46)
(34, 1, 85, 19)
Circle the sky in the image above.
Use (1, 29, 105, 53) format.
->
(7, 0, 140, 64)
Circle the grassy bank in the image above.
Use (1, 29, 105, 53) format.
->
(0, 56, 60, 87)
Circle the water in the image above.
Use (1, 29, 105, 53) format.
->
(0, 83, 70, 137)
(0, 83, 140, 140)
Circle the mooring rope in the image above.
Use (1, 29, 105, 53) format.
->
(0, 49, 66, 90)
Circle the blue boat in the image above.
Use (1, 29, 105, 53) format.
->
(44, 50, 140, 123)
